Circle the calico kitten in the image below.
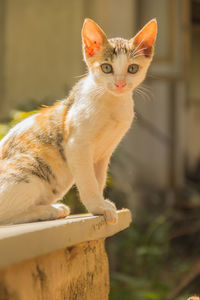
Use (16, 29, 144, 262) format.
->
(0, 18, 157, 225)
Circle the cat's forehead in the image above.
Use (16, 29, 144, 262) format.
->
(103, 38, 134, 61)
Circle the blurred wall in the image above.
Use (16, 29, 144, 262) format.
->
(0, 0, 85, 118)
(187, 23, 200, 170)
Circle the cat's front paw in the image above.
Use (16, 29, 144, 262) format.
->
(103, 199, 118, 225)
(89, 199, 118, 225)
(52, 203, 70, 219)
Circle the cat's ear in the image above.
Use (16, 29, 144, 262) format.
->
(130, 19, 157, 58)
(82, 18, 107, 58)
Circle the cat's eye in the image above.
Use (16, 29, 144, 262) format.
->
(128, 64, 139, 74)
(101, 63, 113, 74)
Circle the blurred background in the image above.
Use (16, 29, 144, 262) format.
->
(0, 0, 200, 299)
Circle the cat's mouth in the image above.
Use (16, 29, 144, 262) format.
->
(115, 87, 127, 93)
(109, 86, 130, 95)
(107, 82, 131, 95)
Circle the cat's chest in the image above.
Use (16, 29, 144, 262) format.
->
(93, 101, 134, 161)
(68, 94, 134, 161)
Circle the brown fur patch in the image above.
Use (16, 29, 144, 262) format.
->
(0, 99, 72, 185)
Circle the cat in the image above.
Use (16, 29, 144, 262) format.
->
(0, 18, 157, 225)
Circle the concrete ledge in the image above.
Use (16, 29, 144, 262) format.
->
(0, 209, 132, 269)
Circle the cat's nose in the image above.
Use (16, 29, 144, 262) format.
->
(115, 81, 126, 88)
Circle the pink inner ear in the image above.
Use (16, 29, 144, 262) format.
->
(82, 19, 105, 57)
(132, 19, 157, 55)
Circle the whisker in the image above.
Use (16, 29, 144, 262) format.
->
(139, 83, 153, 93)
(146, 73, 159, 80)
(133, 53, 146, 59)
(138, 85, 152, 95)
(134, 89, 147, 101)
(92, 86, 105, 98)
(133, 37, 145, 54)
(74, 72, 89, 79)
(133, 47, 147, 56)
(134, 84, 153, 101)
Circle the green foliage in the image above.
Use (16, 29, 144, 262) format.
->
(0, 123, 9, 140)
(108, 204, 197, 300)
(108, 213, 171, 300)
(62, 186, 87, 214)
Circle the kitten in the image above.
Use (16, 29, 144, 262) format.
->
(0, 18, 157, 225)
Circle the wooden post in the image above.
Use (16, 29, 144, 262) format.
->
(0, 210, 131, 300)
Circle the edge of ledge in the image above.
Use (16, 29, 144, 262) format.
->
(0, 209, 132, 269)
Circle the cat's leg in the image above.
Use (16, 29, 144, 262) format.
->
(0, 176, 69, 225)
(0, 178, 40, 225)
(66, 145, 117, 224)
(94, 155, 118, 224)
(5, 203, 70, 225)
(95, 155, 110, 194)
